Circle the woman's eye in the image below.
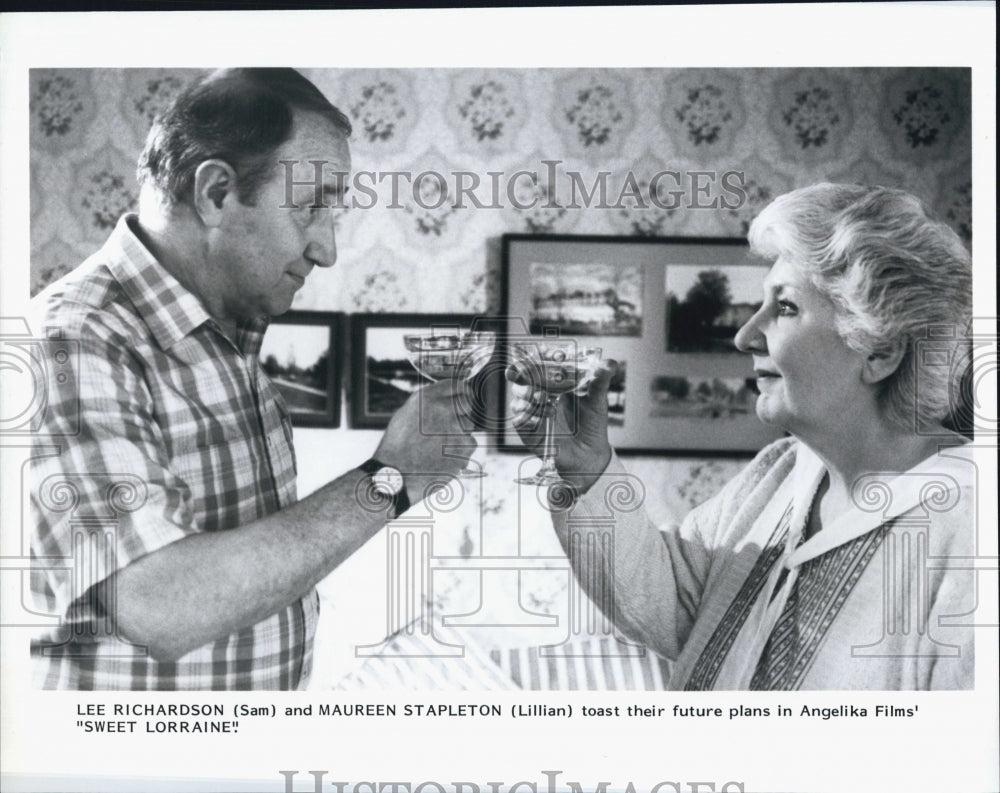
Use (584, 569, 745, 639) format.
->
(776, 300, 798, 316)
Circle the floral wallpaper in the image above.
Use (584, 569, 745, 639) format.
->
(31, 67, 972, 303)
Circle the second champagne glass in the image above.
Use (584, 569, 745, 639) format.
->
(509, 339, 602, 487)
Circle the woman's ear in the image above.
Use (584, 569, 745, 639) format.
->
(862, 340, 906, 385)
(192, 160, 237, 226)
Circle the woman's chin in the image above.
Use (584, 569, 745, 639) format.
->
(754, 403, 788, 433)
(753, 398, 771, 424)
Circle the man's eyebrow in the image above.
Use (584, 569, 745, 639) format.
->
(321, 183, 347, 197)
(298, 182, 347, 206)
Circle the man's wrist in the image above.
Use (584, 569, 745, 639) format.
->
(359, 458, 411, 519)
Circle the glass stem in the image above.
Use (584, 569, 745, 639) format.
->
(460, 431, 483, 477)
(538, 395, 561, 476)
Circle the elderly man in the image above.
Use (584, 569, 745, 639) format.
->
(30, 68, 472, 690)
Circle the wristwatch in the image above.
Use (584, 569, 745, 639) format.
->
(359, 458, 411, 518)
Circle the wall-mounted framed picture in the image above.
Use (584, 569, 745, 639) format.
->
(500, 233, 784, 455)
(260, 311, 344, 428)
(348, 313, 503, 430)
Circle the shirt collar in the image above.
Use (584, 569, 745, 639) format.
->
(103, 214, 267, 354)
(787, 440, 974, 566)
(235, 315, 270, 358)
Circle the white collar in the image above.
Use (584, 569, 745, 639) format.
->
(786, 441, 974, 567)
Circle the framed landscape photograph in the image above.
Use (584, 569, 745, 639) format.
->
(665, 260, 769, 353)
(501, 234, 784, 454)
(528, 260, 644, 337)
(259, 311, 344, 428)
(348, 313, 501, 430)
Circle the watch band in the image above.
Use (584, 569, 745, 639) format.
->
(359, 457, 411, 518)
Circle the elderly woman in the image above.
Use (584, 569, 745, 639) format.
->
(511, 183, 974, 690)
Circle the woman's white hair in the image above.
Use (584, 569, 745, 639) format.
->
(748, 182, 972, 433)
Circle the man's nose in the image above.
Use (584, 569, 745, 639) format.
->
(304, 223, 336, 269)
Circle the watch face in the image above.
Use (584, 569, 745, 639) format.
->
(372, 466, 404, 496)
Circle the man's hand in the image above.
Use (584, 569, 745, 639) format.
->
(374, 379, 477, 495)
(507, 358, 615, 493)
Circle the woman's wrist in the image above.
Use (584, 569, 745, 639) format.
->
(556, 444, 614, 495)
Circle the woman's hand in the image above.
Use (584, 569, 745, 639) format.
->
(507, 358, 616, 493)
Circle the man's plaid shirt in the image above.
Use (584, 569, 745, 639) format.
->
(30, 215, 317, 690)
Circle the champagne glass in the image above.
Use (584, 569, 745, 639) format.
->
(403, 329, 497, 478)
(509, 339, 602, 486)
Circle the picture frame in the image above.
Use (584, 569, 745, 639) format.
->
(348, 313, 503, 430)
(259, 311, 344, 428)
(500, 233, 785, 454)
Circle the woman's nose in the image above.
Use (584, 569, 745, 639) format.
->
(734, 308, 765, 353)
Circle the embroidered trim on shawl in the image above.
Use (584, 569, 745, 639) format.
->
(749, 523, 891, 690)
(684, 501, 794, 691)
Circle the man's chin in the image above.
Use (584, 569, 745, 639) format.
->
(266, 297, 297, 317)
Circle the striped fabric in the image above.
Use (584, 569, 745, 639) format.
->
(330, 631, 670, 691)
(30, 215, 315, 690)
(490, 638, 672, 690)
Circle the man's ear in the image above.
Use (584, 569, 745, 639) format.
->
(862, 340, 906, 385)
(192, 160, 237, 226)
